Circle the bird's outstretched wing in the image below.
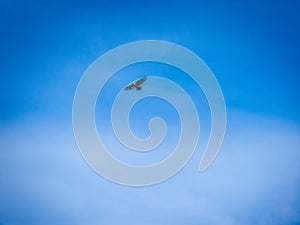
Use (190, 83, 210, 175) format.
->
(135, 77, 147, 86)
(125, 83, 135, 90)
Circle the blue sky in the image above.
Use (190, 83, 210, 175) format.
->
(1, 0, 300, 224)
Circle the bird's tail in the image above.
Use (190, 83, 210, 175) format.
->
(136, 86, 142, 90)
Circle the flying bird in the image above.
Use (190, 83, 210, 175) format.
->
(125, 77, 147, 91)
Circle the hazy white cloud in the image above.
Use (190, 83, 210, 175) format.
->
(1, 111, 300, 225)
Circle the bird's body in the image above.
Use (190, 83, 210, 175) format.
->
(125, 77, 147, 91)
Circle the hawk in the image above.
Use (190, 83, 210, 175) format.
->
(124, 77, 147, 91)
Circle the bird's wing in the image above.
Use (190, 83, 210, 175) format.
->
(125, 83, 135, 90)
(135, 77, 147, 86)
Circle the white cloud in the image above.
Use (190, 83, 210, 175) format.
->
(0, 110, 300, 225)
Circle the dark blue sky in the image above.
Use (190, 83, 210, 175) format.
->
(1, 0, 300, 224)
(1, 0, 299, 122)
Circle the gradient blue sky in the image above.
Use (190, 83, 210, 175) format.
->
(1, 0, 300, 224)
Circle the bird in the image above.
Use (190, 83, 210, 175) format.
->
(124, 77, 147, 91)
